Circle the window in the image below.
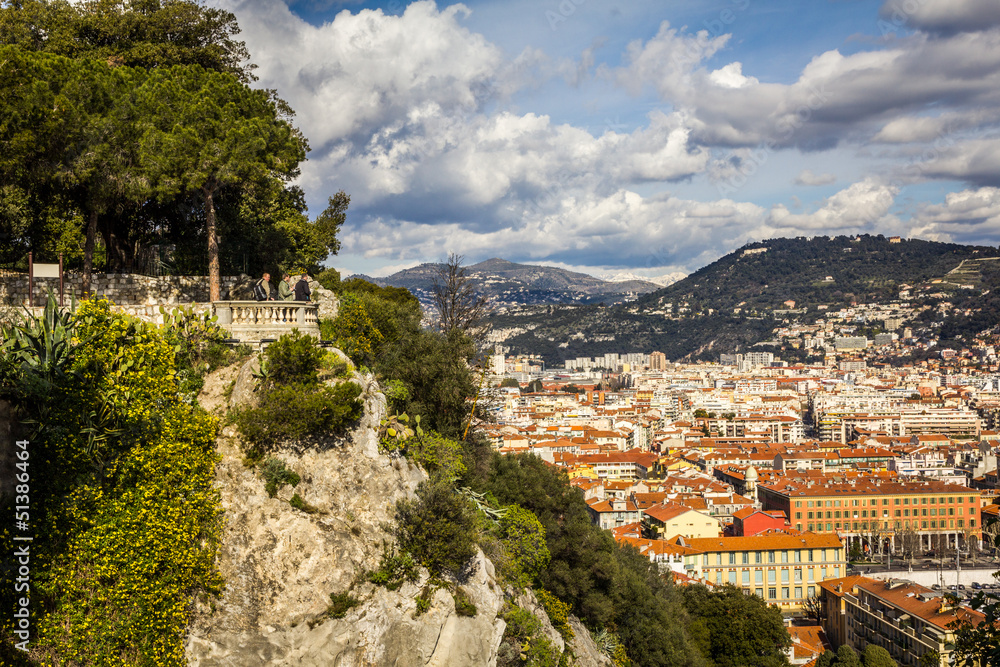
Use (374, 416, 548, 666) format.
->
(931, 497, 936, 505)
(730, 553, 736, 565)
(796, 524, 802, 531)
(755, 571, 763, 584)
(922, 521, 927, 529)
(808, 523, 814, 531)
(808, 511, 814, 519)
(862, 510, 868, 518)
(972, 519, 977, 528)
(931, 520, 937, 529)
(743, 571, 750, 584)
(970, 507, 977, 515)
(882, 499, 889, 505)
(835, 511, 841, 519)
(795, 587, 802, 599)
(755, 552, 762, 564)
(796, 512, 802, 520)
(782, 570, 789, 583)
(949, 508, 955, 516)
(835, 500, 841, 508)
(794, 569, 802, 582)
(930, 508, 937, 516)
(922, 509, 927, 516)
(729, 571, 737, 584)
(768, 587, 777, 599)
(969, 496, 976, 503)
(781, 551, 788, 563)
(895, 498, 901, 505)
(852, 499, 859, 506)
(795, 501, 802, 508)
(742, 552, 749, 564)
(958, 519, 964, 528)
(755, 588, 764, 598)
(826, 501, 832, 508)
(826, 511, 832, 519)
(703, 554, 709, 566)
(921, 498, 928, 505)
(904, 509, 910, 517)
(895, 510, 902, 517)
(717, 554, 723, 566)
(949, 497, 955, 504)
(807, 501, 814, 508)
(939, 497, 945, 504)
(808, 586, 815, 598)
(782, 587, 790, 599)
(808, 550, 814, 562)
(904, 498, 909, 505)
(717, 572, 722, 584)
(826, 523, 832, 531)
(768, 551, 775, 564)
(821, 549, 827, 562)
(768, 570, 776, 583)
(795, 550, 801, 563)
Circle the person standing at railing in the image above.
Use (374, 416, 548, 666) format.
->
(278, 273, 294, 301)
(254, 273, 274, 301)
(294, 273, 311, 302)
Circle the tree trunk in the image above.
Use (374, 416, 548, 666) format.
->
(204, 184, 220, 302)
(83, 208, 98, 297)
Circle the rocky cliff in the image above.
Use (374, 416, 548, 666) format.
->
(186, 357, 610, 667)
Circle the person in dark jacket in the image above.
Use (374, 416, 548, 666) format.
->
(294, 273, 311, 302)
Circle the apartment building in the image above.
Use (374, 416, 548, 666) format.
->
(820, 575, 985, 667)
(758, 478, 981, 552)
(678, 531, 845, 611)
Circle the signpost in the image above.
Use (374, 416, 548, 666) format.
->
(27, 252, 64, 307)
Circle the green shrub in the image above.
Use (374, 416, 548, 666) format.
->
(415, 585, 434, 617)
(320, 350, 352, 378)
(453, 587, 477, 617)
(289, 493, 319, 514)
(496, 505, 550, 589)
(326, 591, 359, 619)
(264, 329, 325, 387)
(537, 589, 573, 642)
(233, 381, 362, 453)
(259, 456, 301, 497)
(316, 267, 341, 291)
(498, 603, 560, 667)
(395, 477, 478, 576)
(367, 546, 419, 591)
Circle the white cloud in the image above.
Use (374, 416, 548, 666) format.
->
(908, 187, 1000, 243)
(879, 0, 1000, 35)
(919, 138, 1000, 186)
(794, 169, 837, 186)
(768, 179, 899, 231)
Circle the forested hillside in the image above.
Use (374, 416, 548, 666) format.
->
(487, 235, 1000, 364)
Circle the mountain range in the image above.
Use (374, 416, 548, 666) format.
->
(353, 258, 671, 308)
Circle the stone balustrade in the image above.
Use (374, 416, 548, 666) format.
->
(213, 301, 320, 342)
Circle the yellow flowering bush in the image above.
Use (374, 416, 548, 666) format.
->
(0, 299, 223, 666)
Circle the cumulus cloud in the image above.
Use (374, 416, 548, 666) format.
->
(908, 187, 1000, 244)
(879, 0, 1000, 35)
(215, 0, 1000, 274)
(795, 169, 837, 186)
(918, 138, 1000, 187)
(768, 179, 899, 231)
(610, 26, 1000, 152)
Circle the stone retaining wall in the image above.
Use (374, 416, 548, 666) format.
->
(0, 273, 243, 306)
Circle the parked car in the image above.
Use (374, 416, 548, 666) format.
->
(948, 585, 958, 591)
(972, 582, 982, 590)
(932, 584, 942, 590)
(958, 584, 966, 590)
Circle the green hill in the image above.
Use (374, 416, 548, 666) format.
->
(486, 235, 1000, 364)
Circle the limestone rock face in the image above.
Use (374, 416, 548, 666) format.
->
(568, 616, 614, 667)
(228, 356, 262, 410)
(308, 281, 339, 322)
(187, 367, 507, 666)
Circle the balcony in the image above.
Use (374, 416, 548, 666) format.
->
(213, 301, 320, 342)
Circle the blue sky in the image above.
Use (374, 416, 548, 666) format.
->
(213, 0, 1000, 279)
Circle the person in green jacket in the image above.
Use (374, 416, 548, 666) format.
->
(277, 273, 294, 301)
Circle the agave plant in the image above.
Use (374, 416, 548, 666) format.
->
(1, 288, 79, 389)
